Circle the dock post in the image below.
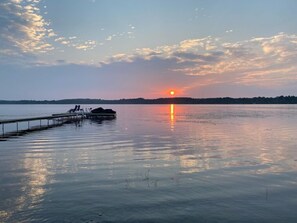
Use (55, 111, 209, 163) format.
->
(16, 122, 18, 133)
(2, 124, 4, 137)
(40, 120, 42, 128)
(47, 119, 49, 127)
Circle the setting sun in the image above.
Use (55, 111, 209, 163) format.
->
(170, 90, 175, 96)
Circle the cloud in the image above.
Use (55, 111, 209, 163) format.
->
(0, 0, 99, 63)
(2, 32, 297, 100)
(1, 6, 296, 100)
(54, 35, 97, 51)
(106, 36, 113, 41)
(73, 40, 97, 51)
(61, 40, 70, 45)
(101, 33, 297, 92)
(128, 24, 135, 30)
(179, 39, 204, 51)
(251, 33, 297, 61)
(0, 0, 53, 57)
(104, 30, 135, 42)
(47, 29, 57, 37)
(54, 37, 65, 42)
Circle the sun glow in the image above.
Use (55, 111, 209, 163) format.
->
(170, 90, 175, 96)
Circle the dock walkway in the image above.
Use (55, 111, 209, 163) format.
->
(0, 113, 84, 140)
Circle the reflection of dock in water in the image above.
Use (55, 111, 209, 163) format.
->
(0, 106, 116, 140)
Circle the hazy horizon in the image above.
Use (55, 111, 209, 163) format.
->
(1, 0, 297, 100)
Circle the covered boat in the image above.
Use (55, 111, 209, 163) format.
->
(86, 107, 116, 119)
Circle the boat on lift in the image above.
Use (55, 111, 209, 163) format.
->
(86, 106, 116, 119)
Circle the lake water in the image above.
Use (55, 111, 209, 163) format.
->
(1, 104, 297, 222)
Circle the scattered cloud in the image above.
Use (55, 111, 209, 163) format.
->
(0, 0, 100, 64)
(106, 36, 113, 41)
(73, 40, 97, 51)
(54, 37, 65, 42)
(104, 30, 135, 42)
(60, 40, 70, 45)
(54, 35, 98, 51)
(0, 0, 53, 56)
(47, 29, 57, 37)
(101, 33, 297, 90)
(1, 32, 297, 99)
(190, 7, 207, 21)
(128, 24, 135, 30)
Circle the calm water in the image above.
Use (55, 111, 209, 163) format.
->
(1, 104, 297, 222)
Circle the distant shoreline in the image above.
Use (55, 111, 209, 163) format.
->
(1, 96, 297, 104)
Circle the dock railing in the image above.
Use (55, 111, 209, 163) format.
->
(0, 114, 84, 139)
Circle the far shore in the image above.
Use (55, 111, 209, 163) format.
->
(1, 96, 297, 104)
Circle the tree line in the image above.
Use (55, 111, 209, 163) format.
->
(1, 96, 297, 104)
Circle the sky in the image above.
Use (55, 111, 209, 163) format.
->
(0, 0, 297, 100)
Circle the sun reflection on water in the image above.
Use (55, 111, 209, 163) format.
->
(170, 104, 175, 131)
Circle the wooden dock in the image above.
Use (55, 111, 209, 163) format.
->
(0, 114, 84, 140)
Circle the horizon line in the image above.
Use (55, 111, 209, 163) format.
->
(0, 95, 296, 101)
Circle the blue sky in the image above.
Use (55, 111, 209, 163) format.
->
(0, 0, 297, 99)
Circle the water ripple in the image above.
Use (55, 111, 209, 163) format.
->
(1, 105, 297, 222)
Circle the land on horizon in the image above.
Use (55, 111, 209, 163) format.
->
(1, 96, 297, 104)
